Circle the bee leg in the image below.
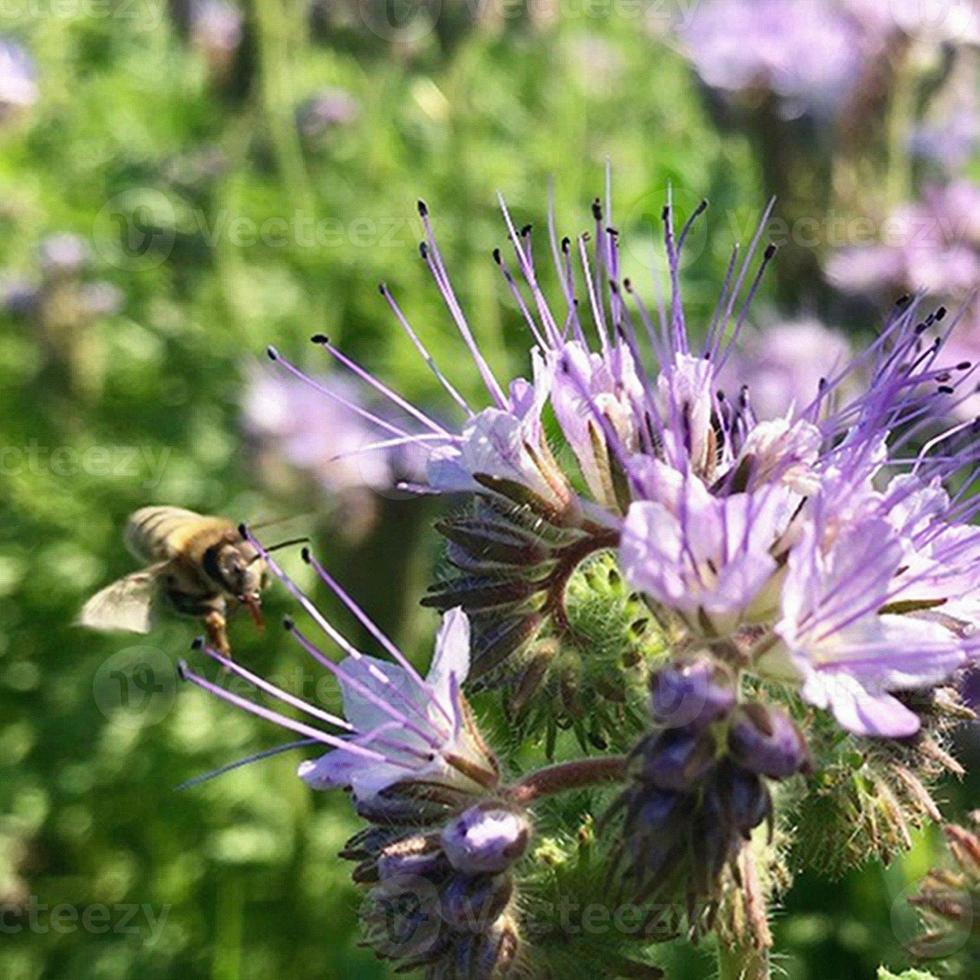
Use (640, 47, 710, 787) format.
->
(204, 610, 232, 662)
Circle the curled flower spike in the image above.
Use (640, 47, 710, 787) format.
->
(608, 661, 808, 930)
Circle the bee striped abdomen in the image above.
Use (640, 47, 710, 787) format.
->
(125, 506, 234, 562)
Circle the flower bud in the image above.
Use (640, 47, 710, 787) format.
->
(640, 728, 717, 791)
(727, 703, 810, 779)
(377, 835, 449, 883)
(445, 914, 521, 980)
(440, 872, 514, 933)
(723, 762, 772, 836)
(441, 803, 531, 875)
(649, 657, 736, 729)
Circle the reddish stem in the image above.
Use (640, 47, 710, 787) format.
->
(508, 755, 628, 804)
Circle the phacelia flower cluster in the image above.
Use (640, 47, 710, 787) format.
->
(180, 186, 979, 975)
(266, 190, 978, 746)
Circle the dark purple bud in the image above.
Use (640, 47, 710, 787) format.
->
(727, 703, 810, 779)
(649, 657, 736, 729)
(691, 787, 732, 893)
(625, 786, 694, 848)
(440, 873, 513, 933)
(640, 728, 717, 791)
(450, 915, 520, 978)
(440, 804, 530, 875)
(726, 764, 772, 836)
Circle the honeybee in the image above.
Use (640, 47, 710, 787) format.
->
(80, 506, 272, 656)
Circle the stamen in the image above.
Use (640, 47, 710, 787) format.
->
(379, 283, 473, 416)
(176, 739, 318, 791)
(285, 620, 447, 750)
(265, 347, 408, 441)
(311, 335, 448, 436)
(177, 661, 382, 757)
(417, 201, 508, 406)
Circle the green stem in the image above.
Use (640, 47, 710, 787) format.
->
(716, 842, 773, 980)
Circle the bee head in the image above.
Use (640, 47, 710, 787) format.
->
(208, 542, 265, 604)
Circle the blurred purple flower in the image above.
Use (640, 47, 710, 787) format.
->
(0, 279, 39, 316)
(190, 0, 243, 75)
(718, 318, 855, 419)
(0, 39, 37, 121)
(680, 0, 876, 118)
(911, 109, 978, 173)
(2, 233, 121, 321)
(242, 363, 425, 497)
(827, 181, 980, 297)
(38, 233, 89, 278)
(296, 88, 360, 141)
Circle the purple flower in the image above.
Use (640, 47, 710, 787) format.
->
(550, 340, 644, 510)
(717, 318, 855, 419)
(0, 39, 37, 121)
(911, 105, 978, 175)
(620, 462, 796, 635)
(242, 363, 424, 496)
(179, 541, 499, 821)
(649, 657, 737, 730)
(190, 0, 243, 62)
(296, 88, 360, 140)
(263, 188, 978, 740)
(680, 0, 876, 118)
(295, 606, 489, 802)
(762, 508, 972, 737)
(425, 351, 573, 513)
(440, 803, 530, 874)
(38, 233, 89, 278)
(727, 703, 810, 778)
(827, 181, 980, 298)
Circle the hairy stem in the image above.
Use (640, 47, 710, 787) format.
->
(716, 843, 773, 980)
(508, 755, 628, 804)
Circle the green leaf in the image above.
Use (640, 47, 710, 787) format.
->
(877, 967, 940, 980)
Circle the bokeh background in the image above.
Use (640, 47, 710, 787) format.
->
(0, 2, 977, 978)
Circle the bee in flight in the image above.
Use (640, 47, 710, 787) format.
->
(80, 506, 300, 656)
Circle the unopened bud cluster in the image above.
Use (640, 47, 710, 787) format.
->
(611, 657, 809, 929)
(344, 802, 530, 978)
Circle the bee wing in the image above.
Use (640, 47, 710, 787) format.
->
(77, 565, 166, 634)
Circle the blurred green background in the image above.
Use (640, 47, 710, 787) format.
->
(0, 3, 976, 979)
